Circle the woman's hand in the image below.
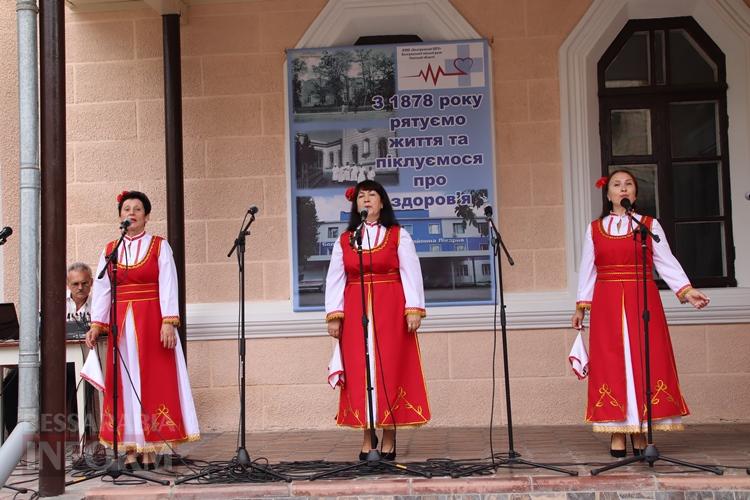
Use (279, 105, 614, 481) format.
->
(327, 318, 342, 339)
(160, 323, 177, 349)
(684, 288, 710, 309)
(571, 309, 585, 330)
(406, 313, 421, 332)
(85, 328, 100, 349)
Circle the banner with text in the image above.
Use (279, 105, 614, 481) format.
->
(287, 40, 496, 311)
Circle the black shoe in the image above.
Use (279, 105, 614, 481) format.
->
(631, 435, 645, 456)
(142, 462, 156, 471)
(610, 435, 626, 458)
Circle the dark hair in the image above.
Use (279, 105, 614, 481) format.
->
(599, 169, 638, 219)
(346, 180, 399, 231)
(118, 190, 152, 215)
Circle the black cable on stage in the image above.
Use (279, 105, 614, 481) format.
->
(12, 438, 750, 489)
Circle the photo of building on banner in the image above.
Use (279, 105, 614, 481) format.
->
(287, 40, 495, 310)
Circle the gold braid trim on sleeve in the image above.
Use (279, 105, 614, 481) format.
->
(162, 316, 181, 327)
(676, 285, 693, 303)
(325, 311, 344, 322)
(404, 307, 426, 318)
(576, 301, 592, 311)
(91, 321, 110, 333)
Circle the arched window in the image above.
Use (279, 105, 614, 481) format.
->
(351, 144, 359, 165)
(598, 17, 735, 288)
(329, 151, 334, 166)
(363, 138, 370, 156)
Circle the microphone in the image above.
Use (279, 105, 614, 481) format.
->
(0, 226, 12, 240)
(484, 205, 493, 218)
(120, 219, 132, 230)
(248, 206, 259, 215)
(621, 198, 633, 213)
(349, 210, 369, 249)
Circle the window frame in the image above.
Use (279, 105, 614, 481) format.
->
(597, 17, 736, 288)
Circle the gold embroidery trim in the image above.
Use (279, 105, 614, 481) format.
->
(593, 383, 624, 412)
(676, 284, 693, 302)
(596, 216, 651, 240)
(107, 236, 159, 270)
(91, 321, 110, 333)
(649, 379, 677, 408)
(592, 423, 685, 433)
(325, 311, 344, 322)
(346, 227, 392, 254)
(404, 307, 426, 318)
(162, 316, 180, 327)
(381, 386, 429, 426)
(99, 433, 200, 454)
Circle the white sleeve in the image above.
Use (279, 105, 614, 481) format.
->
(158, 239, 181, 323)
(650, 219, 692, 295)
(324, 238, 346, 319)
(90, 248, 112, 329)
(576, 223, 596, 306)
(397, 228, 426, 313)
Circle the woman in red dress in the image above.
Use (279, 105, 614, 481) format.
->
(325, 180, 430, 460)
(571, 171, 709, 457)
(85, 191, 199, 469)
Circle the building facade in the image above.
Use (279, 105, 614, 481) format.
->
(0, 0, 749, 433)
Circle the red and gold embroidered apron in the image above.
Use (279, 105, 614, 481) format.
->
(586, 217, 689, 423)
(337, 226, 431, 428)
(100, 236, 189, 450)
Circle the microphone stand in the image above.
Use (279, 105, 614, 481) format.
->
(454, 209, 577, 478)
(591, 212, 721, 476)
(311, 218, 429, 480)
(68, 225, 169, 486)
(177, 208, 289, 484)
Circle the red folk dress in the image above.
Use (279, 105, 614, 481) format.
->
(578, 215, 690, 433)
(325, 224, 431, 428)
(91, 233, 200, 452)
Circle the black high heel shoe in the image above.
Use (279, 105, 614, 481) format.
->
(358, 432, 379, 460)
(610, 434, 626, 458)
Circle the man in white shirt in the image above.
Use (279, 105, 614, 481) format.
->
(66, 262, 92, 325)
(65, 262, 99, 445)
(3, 263, 96, 437)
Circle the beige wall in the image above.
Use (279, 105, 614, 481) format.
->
(0, 0, 21, 304)
(63, 0, 328, 302)
(189, 323, 750, 431)
(1, 0, 748, 432)
(59, 0, 590, 298)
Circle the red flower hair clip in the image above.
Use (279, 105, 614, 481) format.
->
(116, 190, 130, 203)
(345, 187, 356, 202)
(595, 176, 608, 189)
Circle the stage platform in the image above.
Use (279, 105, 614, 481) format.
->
(4, 424, 749, 499)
